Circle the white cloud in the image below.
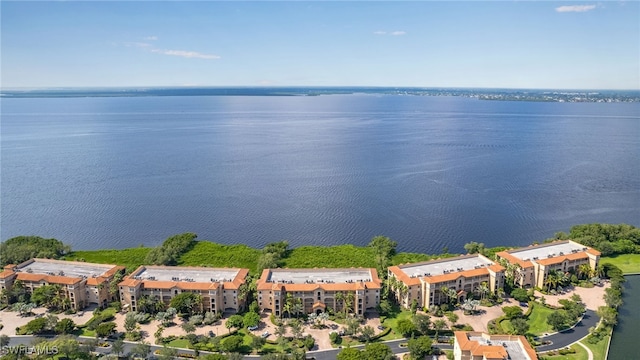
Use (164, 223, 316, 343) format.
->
(555, 4, 597, 12)
(151, 49, 221, 60)
(124, 42, 152, 48)
(374, 30, 406, 36)
(143, 36, 158, 41)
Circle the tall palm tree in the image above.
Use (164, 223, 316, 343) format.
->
(578, 263, 592, 280)
(478, 282, 490, 301)
(439, 286, 449, 305)
(335, 292, 345, 314)
(344, 292, 355, 316)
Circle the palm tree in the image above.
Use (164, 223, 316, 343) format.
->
(478, 282, 490, 301)
(545, 271, 559, 291)
(335, 292, 345, 314)
(439, 286, 449, 305)
(283, 293, 293, 318)
(292, 297, 303, 318)
(344, 292, 355, 316)
(578, 263, 592, 280)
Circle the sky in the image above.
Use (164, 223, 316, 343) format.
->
(1, 1, 639, 90)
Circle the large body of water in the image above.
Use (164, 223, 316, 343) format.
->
(1, 94, 639, 253)
(608, 275, 640, 360)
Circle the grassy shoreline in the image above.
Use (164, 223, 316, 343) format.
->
(601, 253, 640, 275)
(63, 240, 457, 273)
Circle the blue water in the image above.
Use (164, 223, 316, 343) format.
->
(1, 95, 639, 253)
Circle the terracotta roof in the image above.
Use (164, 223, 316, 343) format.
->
(119, 266, 248, 291)
(0, 270, 16, 279)
(454, 332, 538, 360)
(496, 251, 534, 268)
(535, 252, 589, 266)
(15, 273, 82, 285)
(312, 302, 326, 308)
(256, 268, 382, 292)
(587, 248, 601, 256)
(423, 267, 494, 284)
(388, 265, 421, 286)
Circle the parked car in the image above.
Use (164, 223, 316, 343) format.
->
(377, 325, 386, 330)
(208, 330, 215, 337)
(261, 331, 270, 338)
(247, 325, 259, 331)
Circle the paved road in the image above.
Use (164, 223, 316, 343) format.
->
(535, 309, 599, 353)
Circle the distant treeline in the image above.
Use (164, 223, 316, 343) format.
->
(548, 223, 640, 256)
(2, 223, 638, 270)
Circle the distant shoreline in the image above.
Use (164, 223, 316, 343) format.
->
(2, 86, 639, 102)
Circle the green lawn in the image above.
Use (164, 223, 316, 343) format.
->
(583, 334, 610, 360)
(380, 310, 413, 340)
(178, 241, 261, 272)
(526, 303, 555, 335)
(283, 245, 376, 269)
(539, 344, 589, 360)
(65, 247, 151, 272)
(167, 338, 191, 349)
(601, 254, 640, 274)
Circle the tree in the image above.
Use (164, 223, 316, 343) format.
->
(0, 335, 10, 347)
(112, 339, 125, 358)
(502, 306, 523, 320)
(181, 321, 196, 334)
(363, 343, 394, 360)
(408, 336, 433, 359)
(250, 335, 266, 350)
(433, 319, 447, 342)
(413, 314, 431, 335)
(290, 319, 303, 339)
(158, 346, 178, 360)
(169, 292, 202, 316)
(132, 341, 151, 359)
(510, 317, 529, 335)
(597, 306, 618, 327)
(95, 322, 117, 338)
(0, 236, 70, 267)
(54, 318, 75, 334)
(226, 314, 244, 332)
(204, 311, 218, 325)
(378, 299, 393, 317)
(369, 236, 397, 278)
(345, 317, 361, 336)
(21, 317, 47, 335)
(337, 347, 364, 360)
(124, 312, 138, 333)
(144, 233, 198, 266)
(222, 335, 244, 353)
(511, 288, 529, 302)
(464, 241, 485, 255)
(359, 325, 375, 342)
(445, 312, 458, 324)
(396, 318, 416, 337)
(55, 335, 79, 360)
(547, 312, 568, 331)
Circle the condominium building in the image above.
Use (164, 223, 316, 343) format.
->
(453, 331, 538, 360)
(496, 240, 600, 289)
(0, 258, 125, 310)
(256, 268, 382, 316)
(388, 254, 505, 308)
(118, 265, 249, 314)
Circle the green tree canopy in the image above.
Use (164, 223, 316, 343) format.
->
(222, 335, 244, 353)
(363, 343, 394, 360)
(243, 311, 260, 328)
(144, 233, 198, 265)
(0, 236, 71, 266)
(408, 336, 433, 359)
(368, 236, 397, 277)
(396, 318, 417, 338)
(337, 347, 364, 360)
(169, 292, 202, 316)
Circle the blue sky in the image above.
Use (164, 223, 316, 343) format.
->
(2, 1, 638, 89)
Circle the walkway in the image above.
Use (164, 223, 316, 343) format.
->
(577, 341, 594, 360)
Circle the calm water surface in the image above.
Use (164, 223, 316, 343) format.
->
(608, 275, 640, 360)
(1, 95, 639, 252)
